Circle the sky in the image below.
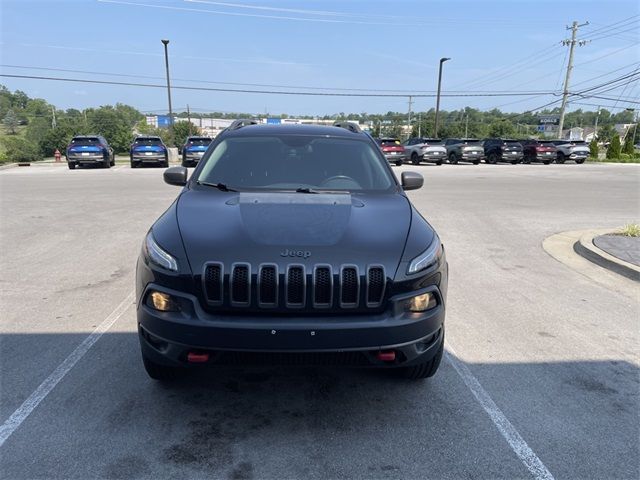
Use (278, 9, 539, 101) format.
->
(0, 0, 638, 116)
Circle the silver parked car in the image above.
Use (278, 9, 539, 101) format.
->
(403, 138, 447, 165)
(551, 140, 590, 164)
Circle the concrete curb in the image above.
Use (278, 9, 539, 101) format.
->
(573, 230, 640, 282)
(0, 163, 19, 171)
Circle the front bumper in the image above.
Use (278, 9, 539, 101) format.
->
(569, 152, 588, 159)
(137, 283, 445, 368)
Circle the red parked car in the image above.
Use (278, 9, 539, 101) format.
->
(519, 139, 558, 164)
(376, 138, 407, 166)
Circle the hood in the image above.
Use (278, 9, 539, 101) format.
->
(176, 190, 411, 276)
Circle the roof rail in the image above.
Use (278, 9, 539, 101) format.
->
(229, 119, 259, 130)
(333, 121, 363, 133)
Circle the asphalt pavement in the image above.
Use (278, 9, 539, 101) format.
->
(0, 162, 638, 479)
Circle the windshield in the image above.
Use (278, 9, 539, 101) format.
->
(379, 139, 401, 146)
(70, 137, 100, 145)
(423, 138, 443, 145)
(196, 135, 394, 192)
(187, 137, 211, 146)
(463, 139, 481, 145)
(134, 138, 163, 145)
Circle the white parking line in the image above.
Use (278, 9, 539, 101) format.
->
(0, 291, 135, 448)
(445, 345, 555, 480)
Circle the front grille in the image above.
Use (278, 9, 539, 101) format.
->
(340, 266, 359, 307)
(202, 263, 386, 311)
(286, 266, 305, 307)
(231, 264, 250, 306)
(258, 265, 278, 307)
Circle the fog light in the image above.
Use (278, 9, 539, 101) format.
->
(148, 291, 180, 312)
(405, 292, 437, 312)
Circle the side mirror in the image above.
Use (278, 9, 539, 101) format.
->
(164, 166, 188, 186)
(401, 171, 423, 191)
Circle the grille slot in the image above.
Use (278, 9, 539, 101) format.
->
(230, 264, 250, 306)
(286, 265, 305, 307)
(203, 263, 223, 305)
(340, 266, 359, 308)
(258, 264, 278, 307)
(313, 266, 333, 307)
(216, 351, 370, 366)
(366, 266, 386, 307)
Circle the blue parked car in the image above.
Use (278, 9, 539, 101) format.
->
(181, 136, 212, 167)
(66, 135, 114, 170)
(130, 136, 169, 168)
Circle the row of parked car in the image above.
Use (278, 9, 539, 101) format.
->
(376, 137, 590, 166)
(65, 135, 213, 169)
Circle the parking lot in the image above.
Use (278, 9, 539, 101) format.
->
(0, 162, 638, 479)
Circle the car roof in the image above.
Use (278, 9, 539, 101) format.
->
(224, 123, 367, 138)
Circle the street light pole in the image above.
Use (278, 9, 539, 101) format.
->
(434, 57, 450, 138)
(161, 39, 173, 126)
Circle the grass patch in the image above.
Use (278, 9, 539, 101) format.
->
(618, 223, 640, 237)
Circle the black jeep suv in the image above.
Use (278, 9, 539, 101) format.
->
(136, 121, 448, 381)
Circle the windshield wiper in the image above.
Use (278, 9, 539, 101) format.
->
(295, 187, 319, 194)
(196, 181, 238, 192)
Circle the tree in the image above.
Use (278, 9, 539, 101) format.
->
(3, 109, 19, 134)
(0, 136, 42, 162)
(622, 128, 635, 155)
(606, 133, 621, 159)
(487, 120, 516, 138)
(589, 138, 599, 159)
(170, 121, 201, 146)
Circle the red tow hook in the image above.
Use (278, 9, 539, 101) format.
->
(377, 350, 396, 362)
(187, 352, 210, 363)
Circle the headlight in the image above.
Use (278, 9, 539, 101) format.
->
(147, 291, 181, 311)
(407, 236, 443, 274)
(143, 231, 178, 272)
(405, 292, 438, 312)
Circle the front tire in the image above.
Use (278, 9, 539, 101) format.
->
(400, 335, 444, 380)
(448, 153, 458, 165)
(556, 152, 566, 164)
(411, 152, 420, 165)
(68, 162, 76, 170)
(575, 158, 585, 164)
(142, 353, 185, 381)
(395, 160, 403, 166)
(487, 153, 498, 164)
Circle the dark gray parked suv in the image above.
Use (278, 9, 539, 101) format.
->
(136, 121, 448, 382)
(444, 138, 485, 164)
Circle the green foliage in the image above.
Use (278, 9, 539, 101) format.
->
(606, 133, 621, 159)
(3, 109, 19, 134)
(596, 124, 615, 143)
(589, 138, 599, 158)
(0, 136, 42, 162)
(622, 129, 635, 155)
(619, 223, 640, 237)
(170, 121, 201, 146)
(487, 120, 516, 138)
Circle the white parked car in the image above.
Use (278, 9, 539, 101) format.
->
(403, 138, 448, 165)
(551, 140, 590, 164)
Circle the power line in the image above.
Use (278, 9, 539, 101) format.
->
(0, 73, 562, 98)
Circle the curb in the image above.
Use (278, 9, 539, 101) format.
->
(573, 230, 640, 282)
(0, 163, 19, 171)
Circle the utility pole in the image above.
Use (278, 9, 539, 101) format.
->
(418, 112, 422, 137)
(187, 104, 191, 135)
(594, 106, 601, 139)
(161, 39, 173, 126)
(434, 57, 451, 138)
(558, 21, 589, 139)
(51, 106, 56, 129)
(464, 112, 469, 138)
(407, 96, 413, 139)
